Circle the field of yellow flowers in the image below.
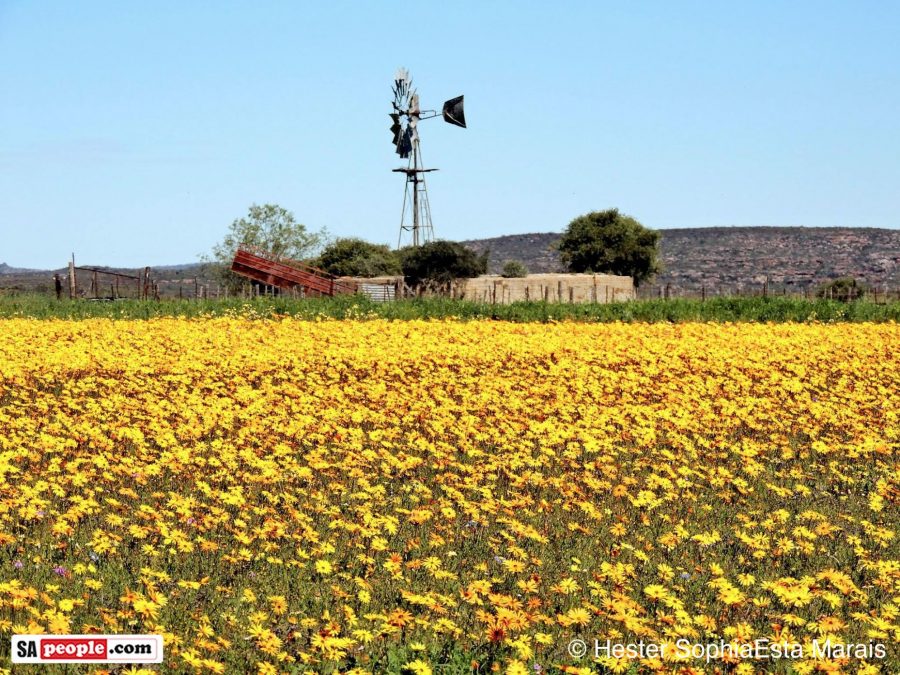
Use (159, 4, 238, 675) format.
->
(0, 318, 897, 674)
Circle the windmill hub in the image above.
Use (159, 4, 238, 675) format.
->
(390, 68, 466, 248)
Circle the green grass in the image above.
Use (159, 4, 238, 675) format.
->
(0, 292, 898, 322)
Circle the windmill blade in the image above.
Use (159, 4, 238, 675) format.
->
(397, 128, 413, 158)
(442, 95, 466, 128)
(392, 84, 405, 111)
(390, 113, 402, 146)
(394, 68, 411, 110)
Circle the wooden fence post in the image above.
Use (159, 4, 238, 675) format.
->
(68, 258, 76, 299)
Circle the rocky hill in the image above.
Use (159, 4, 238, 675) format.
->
(3, 227, 898, 296)
(0, 262, 41, 275)
(462, 226, 900, 293)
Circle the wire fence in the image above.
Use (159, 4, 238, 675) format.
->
(637, 281, 900, 303)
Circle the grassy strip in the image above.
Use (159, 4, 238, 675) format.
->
(0, 292, 898, 321)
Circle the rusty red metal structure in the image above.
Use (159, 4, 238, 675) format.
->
(230, 245, 355, 297)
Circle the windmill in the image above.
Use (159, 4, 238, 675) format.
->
(390, 68, 466, 247)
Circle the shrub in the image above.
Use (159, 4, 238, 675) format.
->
(816, 277, 870, 302)
(400, 241, 488, 292)
(501, 260, 528, 278)
(315, 238, 401, 277)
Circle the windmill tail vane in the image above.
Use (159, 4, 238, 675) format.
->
(389, 68, 466, 248)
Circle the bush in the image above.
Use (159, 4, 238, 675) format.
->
(816, 277, 870, 302)
(314, 238, 401, 277)
(501, 260, 528, 278)
(400, 241, 488, 291)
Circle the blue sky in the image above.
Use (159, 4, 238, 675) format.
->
(1, 1, 898, 268)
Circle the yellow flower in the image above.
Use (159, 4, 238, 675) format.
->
(505, 660, 529, 675)
(267, 595, 288, 615)
(403, 660, 432, 675)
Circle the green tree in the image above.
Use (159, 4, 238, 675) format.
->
(204, 204, 328, 290)
(314, 238, 401, 277)
(557, 208, 660, 286)
(400, 240, 488, 291)
(501, 260, 528, 278)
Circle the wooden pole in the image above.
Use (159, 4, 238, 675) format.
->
(68, 255, 76, 299)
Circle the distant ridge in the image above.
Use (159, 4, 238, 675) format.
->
(2, 227, 898, 294)
(462, 226, 900, 291)
(0, 262, 42, 275)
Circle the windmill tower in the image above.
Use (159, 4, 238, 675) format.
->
(390, 68, 466, 248)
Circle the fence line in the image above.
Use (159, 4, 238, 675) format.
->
(637, 282, 900, 303)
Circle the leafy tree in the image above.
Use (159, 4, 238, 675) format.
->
(816, 277, 870, 302)
(400, 240, 488, 291)
(204, 203, 328, 291)
(501, 260, 528, 278)
(557, 208, 660, 286)
(314, 238, 401, 277)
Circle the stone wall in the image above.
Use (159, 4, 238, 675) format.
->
(338, 273, 635, 304)
(452, 273, 634, 304)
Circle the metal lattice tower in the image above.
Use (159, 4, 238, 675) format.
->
(389, 68, 465, 248)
